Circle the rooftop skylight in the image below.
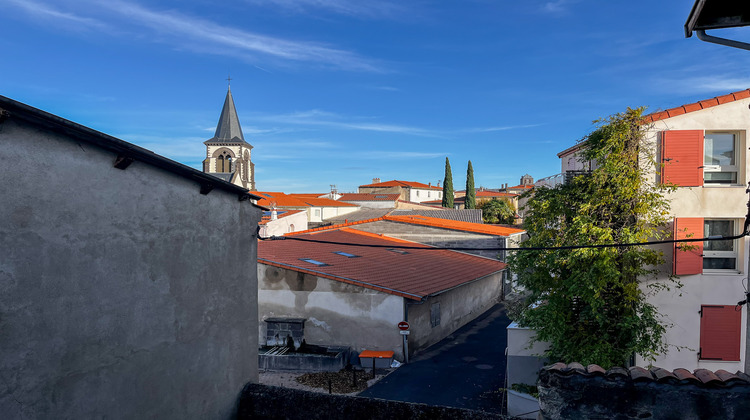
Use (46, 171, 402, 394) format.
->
(387, 248, 409, 255)
(333, 251, 360, 258)
(299, 258, 329, 267)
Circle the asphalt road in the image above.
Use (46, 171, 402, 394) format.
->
(358, 303, 511, 415)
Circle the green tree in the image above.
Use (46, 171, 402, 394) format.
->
(478, 198, 515, 224)
(442, 157, 454, 208)
(465, 160, 476, 209)
(507, 107, 676, 368)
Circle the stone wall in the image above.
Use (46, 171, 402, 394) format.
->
(237, 383, 506, 419)
(538, 363, 750, 420)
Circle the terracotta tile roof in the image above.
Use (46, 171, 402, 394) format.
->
(288, 214, 524, 236)
(642, 88, 750, 123)
(254, 192, 357, 208)
(289, 193, 326, 199)
(339, 193, 400, 202)
(259, 209, 305, 225)
(258, 229, 506, 300)
(254, 192, 310, 208)
(476, 191, 518, 198)
(506, 184, 534, 190)
(542, 363, 750, 387)
(299, 197, 358, 207)
(359, 180, 442, 190)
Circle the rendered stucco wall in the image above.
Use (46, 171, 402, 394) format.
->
(0, 117, 260, 419)
(258, 264, 404, 357)
(635, 100, 750, 372)
(406, 272, 503, 353)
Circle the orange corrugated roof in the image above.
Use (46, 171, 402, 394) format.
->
(359, 180, 442, 190)
(288, 214, 525, 237)
(507, 185, 533, 190)
(289, 193, 326, 199)
(255, 192, 357, 208)
(258, 229, 506, 300)
(642, 89, 750, 123)
(384, 215, 525, 236)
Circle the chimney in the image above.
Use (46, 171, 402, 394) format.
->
(428, 182, 431, 187)
(437, 180, 441, 188)
(271, 203, 278, 221)
(373, 177, 381, 184)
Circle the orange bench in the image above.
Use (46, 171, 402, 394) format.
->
(358, 350, 394, 369)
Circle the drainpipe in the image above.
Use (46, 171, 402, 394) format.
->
(403, 299, 409, 364)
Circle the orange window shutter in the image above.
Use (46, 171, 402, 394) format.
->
(661, 130, 703, 187)
(700, 305, 742, 361)
(673, 217, 703, 275)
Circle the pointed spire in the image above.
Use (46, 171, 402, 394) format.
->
(208, 87, 247, 144)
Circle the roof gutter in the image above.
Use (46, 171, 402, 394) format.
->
(695, 29, 750, 51)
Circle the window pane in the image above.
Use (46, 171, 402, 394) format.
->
(703, 257, 736, 270)
(704, 133, 735, 166)
(704, 172, 737, 183)
(704, 220, 734, 251)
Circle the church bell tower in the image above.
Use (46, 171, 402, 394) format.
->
(202, 87, 255, 190)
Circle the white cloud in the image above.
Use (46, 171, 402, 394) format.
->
(5, 0, 106, 30)
(540, 0, 578, 14)
(247, 0, 405, 19)
(258, 109, 438, 136)
(102, 1, 382, 72)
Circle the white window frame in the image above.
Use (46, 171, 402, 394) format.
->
(703, 132, 739, 185)
(703, 219, 738, 272)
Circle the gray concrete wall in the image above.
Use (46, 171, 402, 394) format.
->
(0, 116, 260, 418)
(352, 221, 506, 260)
(258, 264, 404, 357)
(407, 272, 503, 353)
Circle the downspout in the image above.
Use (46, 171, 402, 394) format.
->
(696, 29, 750, 52)
(403, 299, 409, 364)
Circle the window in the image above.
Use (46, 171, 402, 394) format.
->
(673, 217, 739, 274)
(699, 305, 741, 361)
(314, 209, 321, 217)
(430, 302, 441, 328)
(416, 191, 420, 197)
(387, 248, 409, 255)
(428, 191, 431, 198)
(704, 133, 737, 184)
(703, 220, 737, 270)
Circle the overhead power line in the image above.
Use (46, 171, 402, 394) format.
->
(261, 230, 749, 252)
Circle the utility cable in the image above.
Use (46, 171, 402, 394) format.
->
(261, 230, 749, 252)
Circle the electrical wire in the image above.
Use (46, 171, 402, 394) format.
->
(261, 230, 749, 252)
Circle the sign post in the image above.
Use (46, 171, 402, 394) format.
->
(398, 321, 410, 364)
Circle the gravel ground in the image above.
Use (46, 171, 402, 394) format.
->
(259, 368, 393, 396)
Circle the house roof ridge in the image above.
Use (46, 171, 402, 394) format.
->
(643, 88, 750, 123)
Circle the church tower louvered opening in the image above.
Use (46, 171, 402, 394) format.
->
(202, 87, 256, 190)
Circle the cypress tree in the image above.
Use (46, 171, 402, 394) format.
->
(465, 160, 476, 209)
(442, 157, 454, 208)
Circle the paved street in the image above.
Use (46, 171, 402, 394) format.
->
(358, 303, 510, 414)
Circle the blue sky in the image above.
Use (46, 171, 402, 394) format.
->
(2, 0, 750, 193)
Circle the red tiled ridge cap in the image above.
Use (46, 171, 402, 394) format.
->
(543, 363, 750, 386)
(642, 88, 750, 123)
(359, 180, 442, 190)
